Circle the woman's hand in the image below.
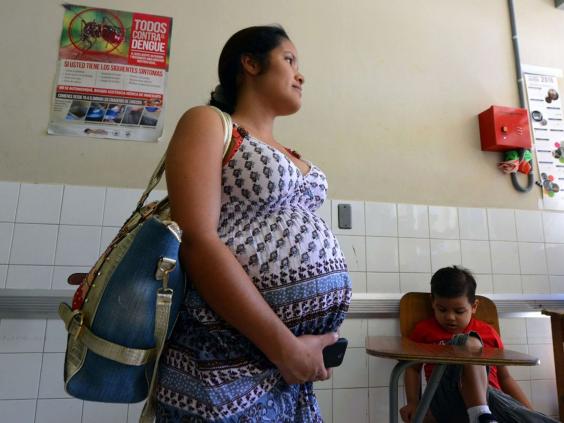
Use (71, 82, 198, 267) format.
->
(274, 332, 338, 385)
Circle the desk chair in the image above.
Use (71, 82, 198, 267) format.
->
(365, 292, 539, 423)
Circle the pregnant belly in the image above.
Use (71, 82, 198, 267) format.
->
(261, 271, 351, 335)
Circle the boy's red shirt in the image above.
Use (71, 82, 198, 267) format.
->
(408, 317, 503, 389)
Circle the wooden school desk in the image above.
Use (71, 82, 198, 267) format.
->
(365, 336, 540, 423)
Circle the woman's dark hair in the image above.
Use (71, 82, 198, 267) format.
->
(430, 266, 477, 304)
(208, 25, 290, 113)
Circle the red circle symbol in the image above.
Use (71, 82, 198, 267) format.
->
(68, 8, 125, 55)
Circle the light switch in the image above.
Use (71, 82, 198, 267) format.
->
(337, 204, 352, 229)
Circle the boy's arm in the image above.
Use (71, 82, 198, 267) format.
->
(400, 364, 423, 422)
(405, 364, 423, 404)
(497, 365, 533, 409)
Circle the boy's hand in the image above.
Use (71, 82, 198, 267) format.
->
(400, 402, 418, 423)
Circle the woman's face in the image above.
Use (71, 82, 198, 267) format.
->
(255, 39, 305, 115)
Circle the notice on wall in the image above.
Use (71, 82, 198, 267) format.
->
(47, 4, 172, 142)
(524, 73, 564, 210)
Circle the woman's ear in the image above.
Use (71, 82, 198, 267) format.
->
(241, 54, 261, 76)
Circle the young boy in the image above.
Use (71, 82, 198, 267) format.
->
(400, 266, 558, 423)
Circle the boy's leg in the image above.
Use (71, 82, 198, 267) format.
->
(429, 333, 473, 422)
(429, 333, 496, 423)
(459, 335, 490, 415)
(487, 388, 561, 423)
(454, 333, 496, 423)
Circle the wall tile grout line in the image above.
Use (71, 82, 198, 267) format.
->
(5, 185, 21, 273)
(363, 202, 369, 287)
(33, 318, 49, 422)
(397, 202, 405, 291)
(11, 183, 21, 228)
(43, 187, 64, 289)
(101, 186, 109, 236)
(541, 213, 553, 291)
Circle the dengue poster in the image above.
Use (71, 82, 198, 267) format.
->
(524, 73, 564, 210)
(48, 4, 173, 142)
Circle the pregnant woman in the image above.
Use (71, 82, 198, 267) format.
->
(157, 25, 351, 422)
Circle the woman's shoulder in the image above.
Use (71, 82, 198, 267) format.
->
(171, 106, 227, 143)
(166, 105, 230, 160)
(177, 105, 225, 126)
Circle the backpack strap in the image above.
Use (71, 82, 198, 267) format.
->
(59, 303, 156, 365)
(135, 106, 233, 210)
(139, 291, 173, 421)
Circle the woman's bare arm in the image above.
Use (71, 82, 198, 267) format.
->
(165, 106, 336, 384)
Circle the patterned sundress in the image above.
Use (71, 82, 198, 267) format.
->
(156, 125, 352, 422)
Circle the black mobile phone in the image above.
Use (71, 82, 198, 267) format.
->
(322, 337, 348, 368)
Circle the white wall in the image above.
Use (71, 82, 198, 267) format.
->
(0, 181, 562, 421)
(2, 0, 564, 208)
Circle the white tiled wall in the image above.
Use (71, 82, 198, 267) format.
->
(0, 182, 165, 291)
(0, 182, 563, 421)
(0, 182, 164, 423)
(320, 199, 562, 422)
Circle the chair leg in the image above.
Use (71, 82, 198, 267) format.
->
(412, 364, 447, 423)
(389, 360, 419, 423)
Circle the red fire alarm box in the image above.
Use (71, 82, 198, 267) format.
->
(478, 105, 531, 152)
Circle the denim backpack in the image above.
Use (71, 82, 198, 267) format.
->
(58, 106, 232, 421)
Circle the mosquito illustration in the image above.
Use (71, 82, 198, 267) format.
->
(76, 16, 124, 52)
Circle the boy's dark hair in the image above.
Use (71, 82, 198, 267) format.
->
(430, 266, 477, 304)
